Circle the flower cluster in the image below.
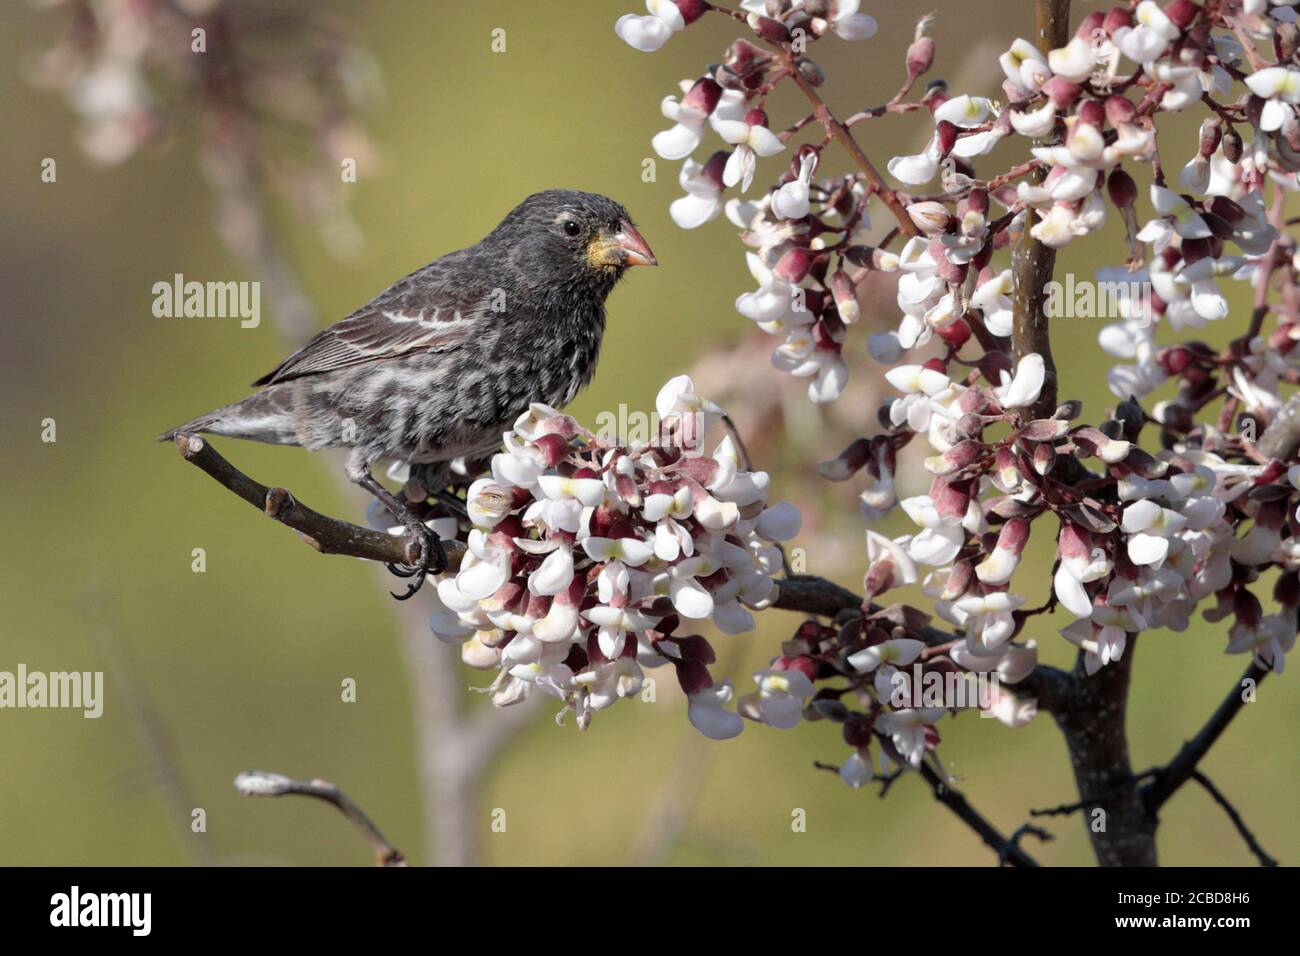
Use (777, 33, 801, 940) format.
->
(617, 0, 1300, 785)
(426, 377, 801, 737)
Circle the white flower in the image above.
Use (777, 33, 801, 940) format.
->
(688, 680, 745, 739)
(771, 153, 817, 220)
(714, 118, 784, 191)
(753, 668, 815, 728)
(1245, 66, 1300, 132)
(615, 1, 685, 52)
(831, 0, 878, 41)
(993, 353, 1046, 409)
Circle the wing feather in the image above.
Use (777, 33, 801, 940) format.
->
(251, 252, 488, 386)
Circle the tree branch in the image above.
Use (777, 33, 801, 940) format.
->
(1141, 660, 1270, 813)
(918, 762, 1044, 866)
(1187, 770, 1278, 867)
(777, 53, 920, 238)
(171, 434, 466, 569)
(234, 770, 406, 866)
(1010, 0, 1070, 419)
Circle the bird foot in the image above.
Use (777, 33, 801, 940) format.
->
(386, 521, 447, 601)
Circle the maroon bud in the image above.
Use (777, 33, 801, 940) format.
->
(1223, 128, 1243, 163)
(752, 16, 791, 43)
(964, 187, 990, 216)
(744, 107, 770, 128)
(1077, 98, 1106, 129)
(936, 317, 972, 348)
(1164, 0, 1200, 31)
(674, 658, 713, 695)
(775, 654, 819, 682)
(775, 246, 814, 283)
(1233, 587, 1262, 630)
(1208, 194, 1245, 224)
(796, 57, 826, 87)
(1158, 345, 1194, 375)
(1042, 76, 1082, 109)
(907, 35, 936, 82)
(1076, 10, 1104, 40)
(533, 433, 570, 467)
(842, 722, 874, 749)
(1107, 166, 1138, 207)
(1103, 5, 1133, 36)
(1033, 442, 1056, 475)
(683, 77, 723, 116)
(673, 0, 708, 26)
(935, 119, 960, 155)
(1198, 118, 1221, 158)
(1105, 94, 1138, 127)
(700, 149, 729, 188)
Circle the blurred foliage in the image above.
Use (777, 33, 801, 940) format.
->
(1, 0, 1294, 866)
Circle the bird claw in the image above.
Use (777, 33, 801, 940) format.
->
(385, 524, 447, 601)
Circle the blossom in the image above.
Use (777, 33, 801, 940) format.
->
(615, 1, 691, 52)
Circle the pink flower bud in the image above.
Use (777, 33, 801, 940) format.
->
(907, 35, 936, 82)
(1164, 0, 1199, 30)
(1042, 76, 1082, 109)
(936, 317, 972, 348)
(752, 16, 791, 43)
(1223, 128, 1243, 163)
(673, 0, 708, 26)
(830, 270, 859, 324)
(1198, 118, 1221, 157)
(1107, 167, 1138, 208)
(1074, 100, 1104, 131)
(906, 201, 952, 235)
(1076, 10, 1105, 39)
(1233, 587, 1262, 630)
(1104, 94, 1137, 127)
(683, 76, 723, 116)
(1103, 5, 1133, 36)
(775, 246, 814, 283)
(935, 119, 960, 155)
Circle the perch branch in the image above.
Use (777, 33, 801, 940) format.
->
(234, 770, 405, 866)
(172, 434, 466, 568)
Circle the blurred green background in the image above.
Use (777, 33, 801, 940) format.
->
(1, 0, 1294, 866)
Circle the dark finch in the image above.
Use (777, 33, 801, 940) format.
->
(161, 189, 656, 597)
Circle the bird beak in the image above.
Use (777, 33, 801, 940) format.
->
(596, 221, 657, 268)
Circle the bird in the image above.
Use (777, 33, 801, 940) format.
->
(161, 189, 657, 598)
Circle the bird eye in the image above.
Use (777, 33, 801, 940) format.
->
(563, 219, 581, 237)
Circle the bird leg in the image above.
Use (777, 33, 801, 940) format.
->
(353, 471, 446, 600)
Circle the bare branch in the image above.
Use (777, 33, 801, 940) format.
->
(1142, 660, 1270, 813)
(234, 771, 406, 866)
(918, 762, 1042, 867)
(1188, 770, 1279, 867)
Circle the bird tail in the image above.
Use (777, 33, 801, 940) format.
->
(157, 387, 298, 445)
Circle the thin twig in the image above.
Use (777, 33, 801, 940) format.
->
(1188, 770, 1278, 867)
(918, 762, 1040, 866)
(1141, 660, 1270, 813)
(234, 770, 406, 866)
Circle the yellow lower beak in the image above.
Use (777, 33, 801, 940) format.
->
(590, 221, 658, 268)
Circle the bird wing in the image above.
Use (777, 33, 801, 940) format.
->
(251, 253, 489, 386)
